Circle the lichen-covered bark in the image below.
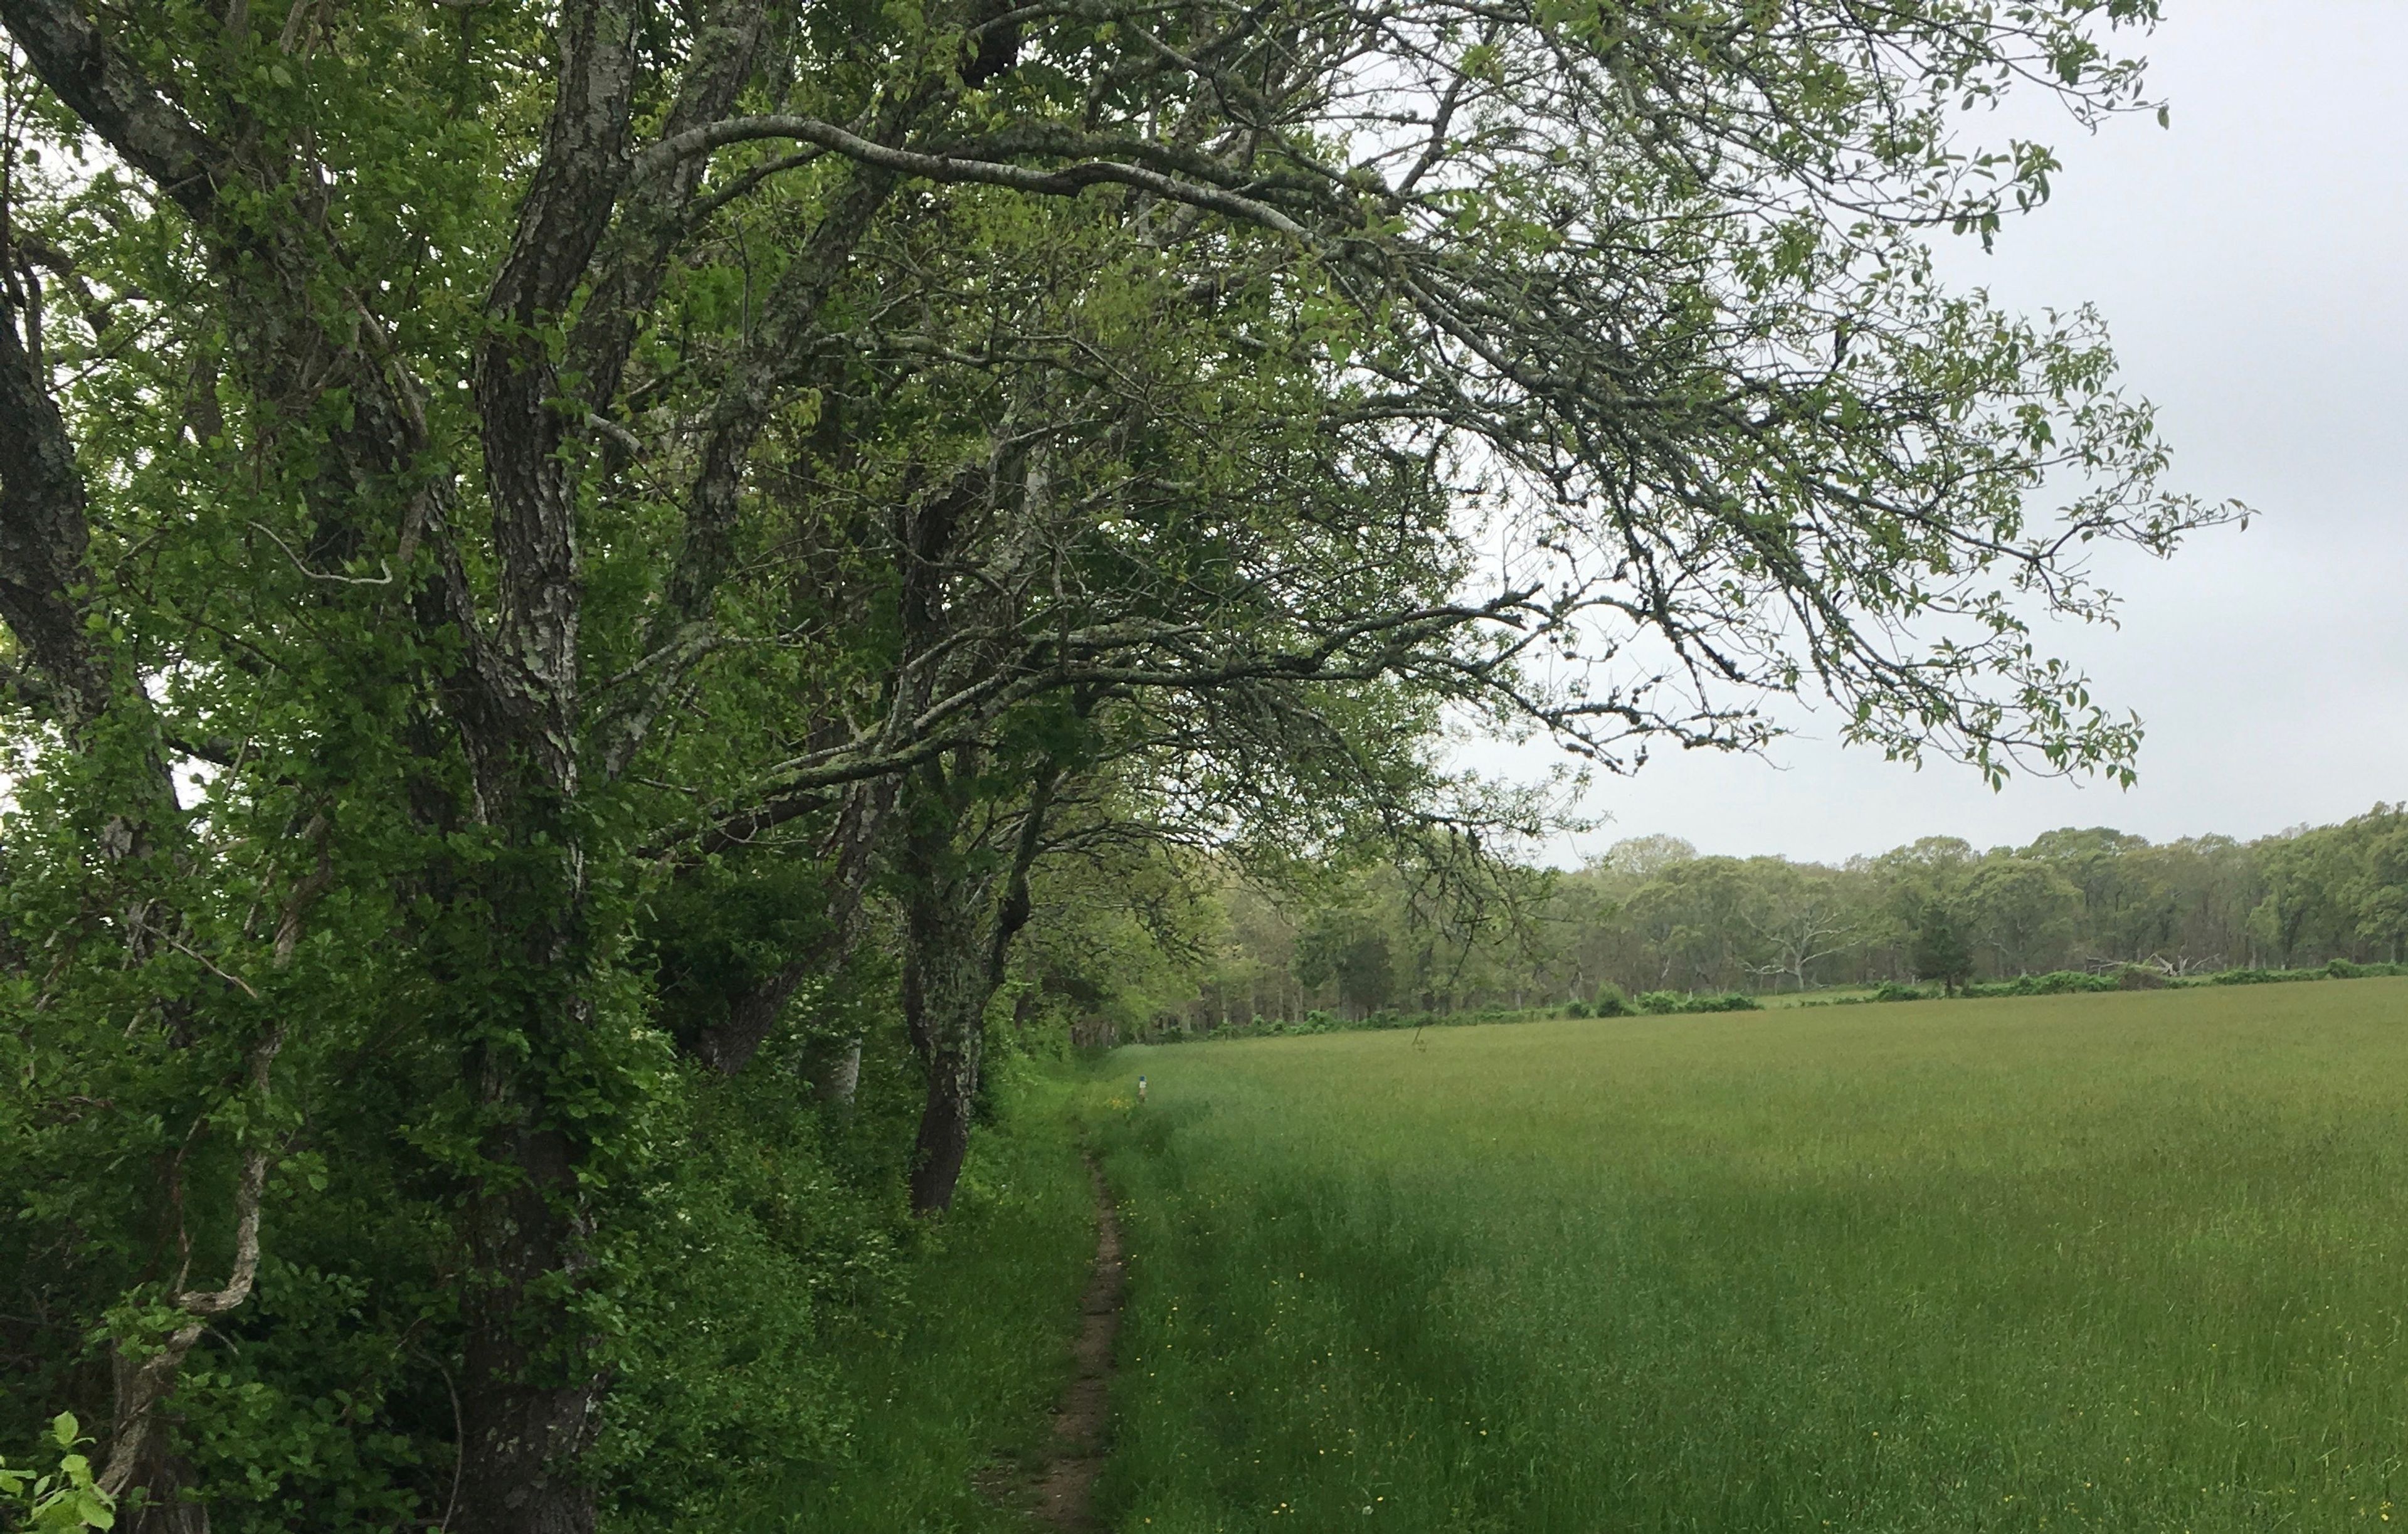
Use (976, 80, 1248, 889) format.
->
(899, 758, 1057, 1214)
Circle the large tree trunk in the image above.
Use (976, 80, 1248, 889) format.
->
(902, 865, 991, 1215)
(457, 1121, 600, 1534)
(445, 841, 606, 1534)
(907, 1031, 981, 1215)
(898, 759, 1057, 1215)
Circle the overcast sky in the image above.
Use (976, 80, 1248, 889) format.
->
(1508, 1, 2408, 868)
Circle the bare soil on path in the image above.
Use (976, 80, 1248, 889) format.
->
(983, 1155, 1125, 1530)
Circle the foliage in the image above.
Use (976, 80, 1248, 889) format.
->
(1908, 914, 1975, 995)
(2323, 959, 2406, 980)
(1635, 990, 1764, 1015)
(1, 1415, 115, 1531)
(2213, 961, 2406, 985)
(1960, 968, 2117, 998)
(723, 1069, 1096, 1533)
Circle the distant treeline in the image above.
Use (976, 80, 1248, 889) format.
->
(1045, 805, 2408, 1039)
(1163, 959, 2408, 1046)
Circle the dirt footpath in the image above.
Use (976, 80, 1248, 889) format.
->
(983, 1154, 1126, 1530)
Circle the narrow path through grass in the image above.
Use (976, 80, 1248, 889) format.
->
(1017, 1157, 1127, 1529)
(742, 1072, 1096, 1533)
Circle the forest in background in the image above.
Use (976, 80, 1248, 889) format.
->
(1042, 803, 2408, 1036)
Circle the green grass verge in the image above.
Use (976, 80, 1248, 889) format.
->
(1089, 978, 2408, 1533)
(748, 1069, 1096, 1533)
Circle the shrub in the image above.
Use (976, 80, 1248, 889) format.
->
(1593, 984, 1632, 1017)
(2209, 967, 2321, 987)
(1682, 992, 1764, 1013)
(1963, 970, 2116, 999)
(1871, 981, 1930, 1003)
(2322, 959, 2404, 980)
(1565, 1002, 1592, 1019)
(1634, 990, 1762, 1015)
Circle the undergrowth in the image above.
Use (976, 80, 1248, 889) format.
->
(731, 1066, 1095, 1533)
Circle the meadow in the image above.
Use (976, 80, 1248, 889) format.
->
(1085, 978, 2408, 1533)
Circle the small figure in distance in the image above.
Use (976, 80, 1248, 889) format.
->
(1136, 1074, 1148, 1105)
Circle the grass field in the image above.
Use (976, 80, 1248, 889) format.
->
(1087, 978, 2408, 1533)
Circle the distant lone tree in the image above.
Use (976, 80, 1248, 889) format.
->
(1912, 916, 1977, 997)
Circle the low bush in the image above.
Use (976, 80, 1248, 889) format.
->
(2324, 959, 2406, 980)
(1636, 990, 1763, 1015)
(1685, 992, 1765, 1013)
(1592, 984, 1632, 1018)
(2209, 967, 2325, 987)
(1963, 970, 2118, 999)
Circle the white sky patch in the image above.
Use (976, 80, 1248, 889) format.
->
(1460, 1, 2408, 865)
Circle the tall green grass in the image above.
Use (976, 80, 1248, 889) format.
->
(1092, 979, 2408, 1533)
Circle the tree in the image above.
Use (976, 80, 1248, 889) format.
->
(1624, 857, 1764, 991)
(1961, 857, 2083, 975)
(1, 0, 2231, 1526)
(1909, 914, 1975, 997)
(2249, 827, 2352, 968)
(2347, 808, 2408, 964)
(2249, 807, 2408, 968)
(2025, 827, 2151, 962)
(1595, 835, 1702, 882)
(1296, 906, 1401, 1018)
(1741, 859, 1862, 993)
